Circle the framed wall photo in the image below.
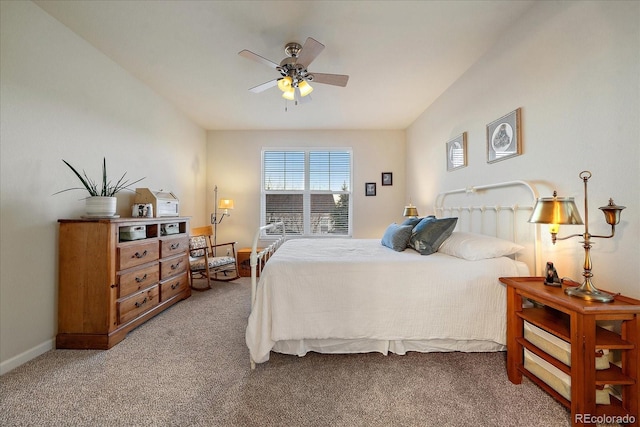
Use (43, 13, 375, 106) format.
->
(381, 172, 393, 186)
(446, 132, 467, 171)
(487, 108, 522, 163)
(365, 182, 376, 196)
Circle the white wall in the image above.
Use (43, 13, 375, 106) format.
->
(0, 1, 208, 373)
(406, 1, 639, 298)
(206, 130, 406, 247)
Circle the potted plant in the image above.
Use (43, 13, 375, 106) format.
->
(55, 157, 144, 217)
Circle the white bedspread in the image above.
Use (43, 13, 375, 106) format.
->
(246, 238, 528, 364)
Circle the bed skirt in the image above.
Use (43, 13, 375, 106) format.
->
(272, 338, 505, 359)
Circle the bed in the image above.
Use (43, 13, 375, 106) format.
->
(246, 180, 541, 368)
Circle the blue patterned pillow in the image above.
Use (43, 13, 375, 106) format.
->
(381, 223, 414, 251)
(409, 217, 458, 255)
(401, 215, 432, 228)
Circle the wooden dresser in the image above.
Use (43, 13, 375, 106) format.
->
(57, 217, 191, 349)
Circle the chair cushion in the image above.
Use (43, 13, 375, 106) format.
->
(190, 256, 236, 271)
(189, 236, 208, 257)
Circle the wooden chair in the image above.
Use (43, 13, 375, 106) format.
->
(188, 225, 240, 290)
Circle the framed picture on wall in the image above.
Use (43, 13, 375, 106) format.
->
(365, 182, 376, 196)
(381, 172, 393, 186)
(446, 132, 467, 171)
(487, 108, 522, 163)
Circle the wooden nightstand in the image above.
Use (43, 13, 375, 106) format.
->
(237, 247, 263, 277)
(500, 277, 639, 427)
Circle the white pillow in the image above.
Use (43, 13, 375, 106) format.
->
(438, 231, 524, 261)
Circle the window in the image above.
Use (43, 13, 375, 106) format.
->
(262, 149, 352, 237)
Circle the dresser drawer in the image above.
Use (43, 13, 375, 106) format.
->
(160, 254, 188, 279)
(118, 285, 159, 324)
(118, 240, 159, 270)
(160, 235, 188, 258)
(160, 272, 189, 302)
(118, 263, 159, 298)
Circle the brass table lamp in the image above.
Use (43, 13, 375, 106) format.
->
(528, 171, 625, 303)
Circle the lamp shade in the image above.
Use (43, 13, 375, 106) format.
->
(403, 205, 419, 217)
(528, 196, 583, 225)
(282, 87, 295, 100)
(218, 199, 235, 210)
(298, 80, 313, 97)
(277, 76, 293, 92)
(599, 198, 625, 225)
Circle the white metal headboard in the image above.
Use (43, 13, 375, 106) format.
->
(434, 180, 541, 276)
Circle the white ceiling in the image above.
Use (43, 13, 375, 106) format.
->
(34, 0, 535, 131)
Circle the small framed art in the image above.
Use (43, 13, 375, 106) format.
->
(487, 108, 522, 163)
(446, 133, 467, 171)
(381, 172, 393, 186)
(365, 182, 376, 196)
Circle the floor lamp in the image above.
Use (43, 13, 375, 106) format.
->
(211, 185, 234, 256)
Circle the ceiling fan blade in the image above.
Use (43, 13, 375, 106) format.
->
(249, 79, 279, 93)
(309, 73, 349, 87)
(296, 37, 325, 68)
(238, 49, 279, 69)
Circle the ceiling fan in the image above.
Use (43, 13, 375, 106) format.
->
(239, 37, 349, 104)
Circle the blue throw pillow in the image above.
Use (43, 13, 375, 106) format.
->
(409, 217, 458, 255)
(381, 223, 414, 251)
(401, 215, 432, 228)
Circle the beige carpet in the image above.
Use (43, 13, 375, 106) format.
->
(0, 277, 571, 426)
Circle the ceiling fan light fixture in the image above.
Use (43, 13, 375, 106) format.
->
(277, 76, 293, 92)
(282, 87, 295, 100)
(298, 80, 313, 97)
(240, 37, 349, 104)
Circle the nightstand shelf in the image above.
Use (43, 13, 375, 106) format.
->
(501, 276, 639, 426)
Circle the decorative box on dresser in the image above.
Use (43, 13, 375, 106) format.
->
(57, 217, 191, 350)
(500, 277, 639, 427)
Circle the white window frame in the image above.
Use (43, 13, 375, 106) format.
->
(261, 147, 353, 238)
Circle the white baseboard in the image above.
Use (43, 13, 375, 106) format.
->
(0, 339, 54, 375)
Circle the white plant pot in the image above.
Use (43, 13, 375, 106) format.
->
(85, 196, 117, 217)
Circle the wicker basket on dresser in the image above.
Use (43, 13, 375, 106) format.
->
(57, 217, 191, 349)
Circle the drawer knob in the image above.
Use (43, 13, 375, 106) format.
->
(133, 250, 148, 259)
(135, 274, 148, 283)
(135, 297, 148, 308)
(170, 281, 181, 290)
(170, 243, 180, 250)
(171, 260, 183, 270)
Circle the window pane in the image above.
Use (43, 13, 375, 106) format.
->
(310, 193, 349, 235)
(265, 193, 303, 235)
(264, 151, 304, 190)
(309, 151, 350, 191)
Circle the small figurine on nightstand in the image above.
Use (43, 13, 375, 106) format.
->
(544, 262, 561, 286)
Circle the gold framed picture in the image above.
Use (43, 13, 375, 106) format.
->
(487, 108, 522, 163)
